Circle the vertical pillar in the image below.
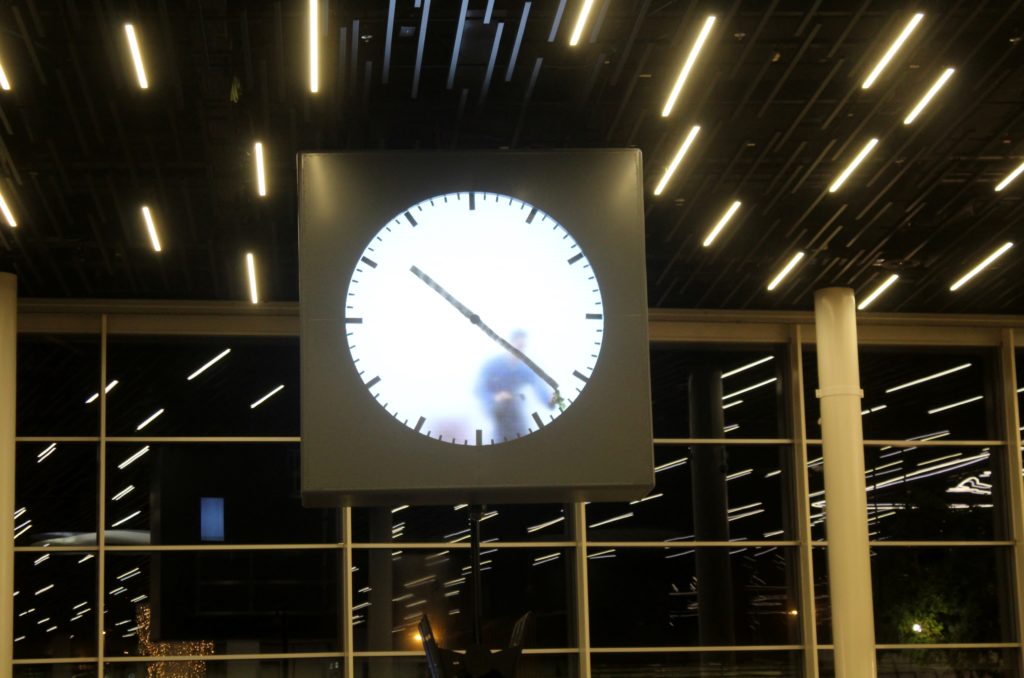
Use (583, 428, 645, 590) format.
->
(367, 508, 394, 677)
(0, 273, 16, 678)
(813, 288, 876, 678)
(688, 366, 735, 645)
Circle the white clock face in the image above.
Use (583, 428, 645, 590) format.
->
(344, 191, 605, 446)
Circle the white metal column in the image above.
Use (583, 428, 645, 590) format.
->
(0, 273, 16, 678)
(813, 288, 876, 677)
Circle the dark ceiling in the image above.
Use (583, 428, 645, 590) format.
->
(0, 0, 1023, 312)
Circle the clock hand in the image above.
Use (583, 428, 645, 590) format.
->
(409, 265, 561, 393)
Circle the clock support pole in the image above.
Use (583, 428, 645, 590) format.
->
(468, 504, 486, 646)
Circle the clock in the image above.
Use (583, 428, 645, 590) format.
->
(344, 192, 604, 446)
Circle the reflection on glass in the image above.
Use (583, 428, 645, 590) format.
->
(591, 652, 801, 676)
(13, 552, 97, 659)
(15, 444, 98, 546)
(875, 649, 1018, 677)
(354, 655, 572, 677)
(103, 659, 343, 676)
(351, 504, 571, 543)
(17, 334, 100, 435)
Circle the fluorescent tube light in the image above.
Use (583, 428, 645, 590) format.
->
(110, 511, 140, 528)
(949, 242, 1013, 291)
(994, 161, 1024, 192)
(903, 68, 954, 125)
(829, 138, 878, 192)
(141, 206, 161, 252)
(254, 142, 266, 196)
(0, 189, 17, 227)
(124, 24, 149, 89)
(309, 0, 318, 92)
(188, 348, 231, 381)
(862, 13, 924, 89)
(722, 355, 773, 379)
(653, 125, 700, 196)
(702, 200, 741, 247)
(857, 273, 899, 310)
(118, 446, 150, 469)
(723, 400, 743, 410)
(767, 252, 805, 291)
(136, 408, 164, 431)
(246, 252, 259, 303)
(886, 364, 971, 393)
(928, 395, 983, 415)
(568, 0, 595, 46)
(251, 384, 284, 409)
(588, 512, 633, 529)
(661, 16, 716, 117)
(0, 63, 10, 90)
(723, 377, 777, 401)
(111, 485, 134, 501)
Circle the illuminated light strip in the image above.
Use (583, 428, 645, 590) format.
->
(567, 0, 595, 46)
(404, 575, 435, 588)
(141, 206, 162, 252)
(86, 379, 120, 404)
(723, 400, 743, 409)
(250, 384, 284, 409)
(18, 608, 34, 617)
(726, 468, 752, 481)
(131, 594, 147, 603)
(728, 508, 764, 522)
(33, 554, 49, 565)
(885, 364, 971, 393)
(136, 409, 164, 431)
(73, 601, 88, 610)
(996, 161, 1024, 192)
(13, 521, 32, 540)
(862, 13, 924, 89)
(767, 252, 805, 291)
(829, 138, 879, 192)
(13, 506, 25, 519)
(246, 252, 259, 303)
(309, 0, 319, 92)
(927, 395, 983, 415)
(588, 512, 633, 529)
(764, 470, 782, 479)
(117, 445, 150, 470)
(254, 142, 267, 196)
(728, 502, 762, 514)
(0, 63, 11, 91)
(653, 125, 700, 196)
(117, 567, 141, 581)
(870, 452, 989, 491)
(110, 511, 141, 528)
(723, 423, 740, 433)
(0, 189, 16, 227)
(654, 457, 687, 473)
(443, 577, 465, 588)
(904, 68, 955, 125)
(588, 549, 616, 559)
(629, 493, 663, 505)
(526, 516, 565, 533)
(861, 404, 888, 415)
(37, 443, 57, 462)
(108, 586, 127, 596)
(34, 584, 54, 595)
(949, 242, 1014, 291)
(916, 452, 961, 467)
(77, 554, 94, 564)
(703, 200, 742, 247)
(723, 377, 777, 401)
(910, 430, 951, 442)
(187, 348, 231, 381)
(858, 273, 899, 310)
(124, 24, 149, 89)
(661, 15, 716, 117)
(533, 552, 561, 563)
(722, 356, 773, 379)
(352, 602, 371, 612)
(391, 505, 409, 514)
(453, 504, 469, 510)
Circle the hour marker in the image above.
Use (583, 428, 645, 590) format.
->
(469, 193, 476, 210)
(532, 412, 544, 428)
(526, 207, 538, 223)
(476, 429, 483, 445)
(586, 313, 603, 320)
(360, 256, 378, 268)
(345, 317, 363, 324)
(404, 211, 418, 226)
(567, 253, 584, 265)
(572, 370, 590, 382)
(366, 376, 381, 388)
(415, 416, 426, 432)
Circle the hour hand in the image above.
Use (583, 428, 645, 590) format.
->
(410, 265, 480, 324)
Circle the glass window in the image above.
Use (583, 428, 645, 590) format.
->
(105, 337, 299, 436)
(104, 659, 342, 676)
(16, 443, 97, 546)
(803, 348, 997, 441)
(102, 551, 340, 656)
(590, 651, 802, 675)
(353, 655, 574, 677)
(352, 503, 573, 543)
(651, 346, 786, 439)
(15, 665, 98, 677)
(103, 443, 338, 545)
(14, 551, 97, 659)
(352, 547, 573, 651)
(17, 334, 100, 436)
(588, 547, 801, 647)
(876, 649, 1018, 677)
(588, 445, 795, 541)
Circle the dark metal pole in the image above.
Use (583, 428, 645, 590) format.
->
(469, 504, 485, 646)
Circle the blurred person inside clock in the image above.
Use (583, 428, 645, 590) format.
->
(475, 329, 556, 442)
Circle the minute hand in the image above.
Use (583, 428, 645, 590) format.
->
(409, 265, 560, 392)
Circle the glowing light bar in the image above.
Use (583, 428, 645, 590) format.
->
(254, 142, 266, 196)
(250, 384, 284, 409)
(0, 189, 16, 227)
(37, 443, 56, 463)
(629, 493, 663, 505)
(246, 252, 259, 303)
(861, 13, 924, 89)
(141, 206, 162, 252)
(904, 68, 954, 125)
(767, 252, 805, 291)
(927, 395, 983, 415)
(136, 408, 164, 431)
(703, 200, 741, 247)
(886, 363, 971, 393)
(996, 161, 1024, 192)
(0, 63, 11, 91)
(309, 0, 319, 92)
(188, 348, 231, 381)
(34, 584, 54, 596)
(111, 485, 135, 501)
(568, 0, 596, 46)
(653, 125, 700, 196)
(829, 138, 878, 192)
(124, 24, 149, 89)
(722, 355, 773, 379)
(723, 400, 743, 409)
(588, 512, 633, 529)
(950, 242, 1014, 291)
(655, 457, 687, 473)
(857, 273, 899, 310)
(392, 505, 409, 514)
(527, 516, 565, 533)
(110, 511, 141, 528)
(723, 377, 777, 401)
(661, 16, 716, 117)
(117, 445, 150, 470)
